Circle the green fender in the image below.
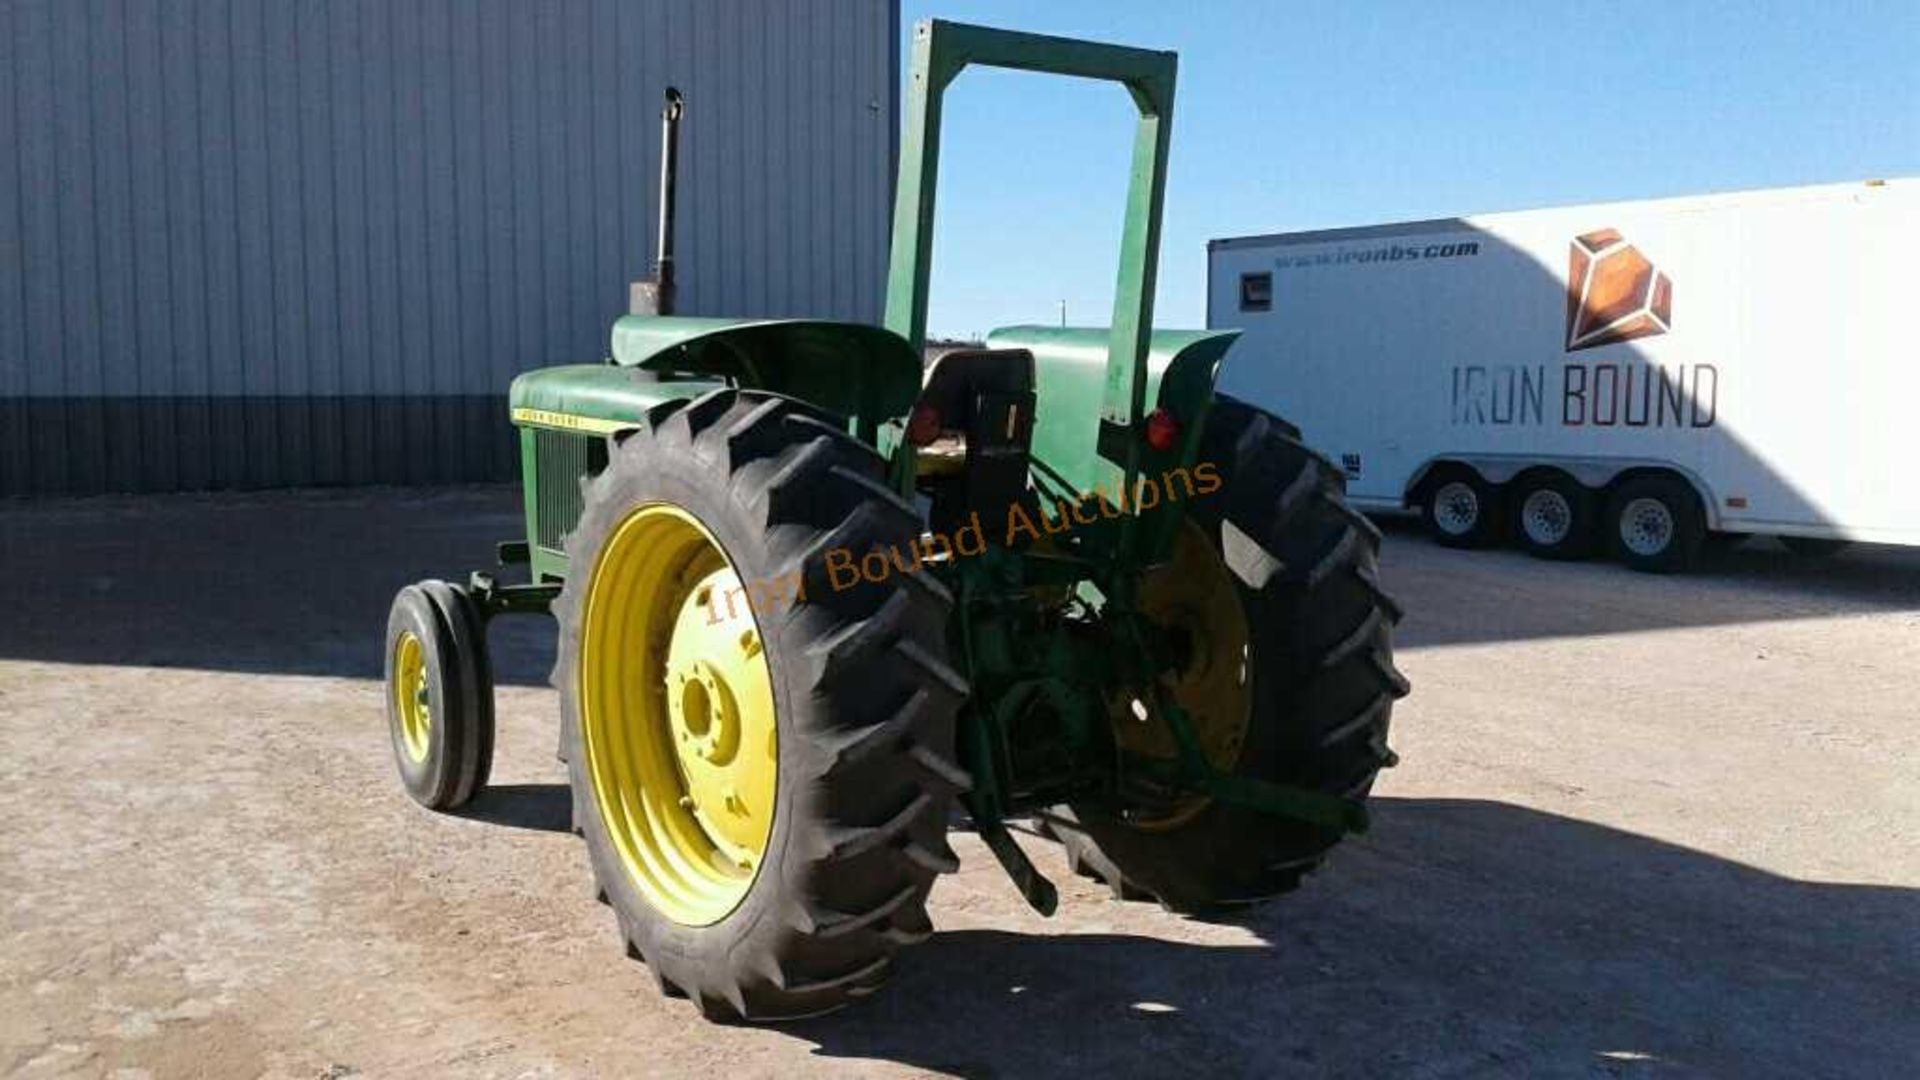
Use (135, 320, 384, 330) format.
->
(511, 316, 923, 438)
(985, 325, 1241, 496)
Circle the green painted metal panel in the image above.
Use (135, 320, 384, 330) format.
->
(605, 315, 923, 432)
(985, 325, 1239, 495)
(508, 366, 723, 431)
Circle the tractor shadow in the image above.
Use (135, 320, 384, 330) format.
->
(454, 782, 573, 834)
(792, 797, 1920, 1078)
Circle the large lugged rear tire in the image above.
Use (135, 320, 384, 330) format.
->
(552, 389, 969, 1020)
(1059, 396, 1408, 912)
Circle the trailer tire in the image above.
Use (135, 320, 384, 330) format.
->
(1056, 396, 1408, 913)
(1511, 471, 1597, 560)
(1420, 465, 1503, 549)
(553, 389, 967, 1020)
(1607, 473, 1705, 573)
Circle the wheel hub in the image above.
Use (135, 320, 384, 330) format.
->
(1434, 480, 1480, 535)
(1112, 521, 1251, 831)
(1620, 496, 1675, 556)
(579, 505, 778, 926)
(1521, 488, 1572, 546)
(391, 630, 431, 763)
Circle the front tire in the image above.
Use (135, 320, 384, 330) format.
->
(384, 582, 490, 810)
(1058, 397, 1409, 912)
(553, 389, 968, 1020)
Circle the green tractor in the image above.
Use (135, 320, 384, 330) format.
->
(383, 19, 1406, 1020)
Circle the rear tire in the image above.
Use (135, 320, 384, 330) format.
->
(1420, 465, 1503, 548)
(1510, 471, 1597, 560)
(1057, 396, 1409, 913)
(553, 389, 967, 1020)
(1607, 474, 1705, 573)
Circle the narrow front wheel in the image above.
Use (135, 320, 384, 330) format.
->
(384, 583, 491, 810)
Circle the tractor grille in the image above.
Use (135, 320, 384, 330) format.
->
(532, 429, 601, 554)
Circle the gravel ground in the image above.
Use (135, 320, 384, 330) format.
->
(1, 487, 1915, 1079)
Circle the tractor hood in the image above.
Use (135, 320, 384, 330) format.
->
(609, 316, 923, 431)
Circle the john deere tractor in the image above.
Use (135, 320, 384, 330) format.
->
(384, 19, 1406, 1020)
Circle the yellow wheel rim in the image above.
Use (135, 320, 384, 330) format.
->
(1112, 521, 1252, 831)
(391, 630, 432, 764)
(579, 504, 778, 926)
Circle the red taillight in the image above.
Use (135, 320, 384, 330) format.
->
(906, 403, 942, 447)
(1144, 408, 1180, 452)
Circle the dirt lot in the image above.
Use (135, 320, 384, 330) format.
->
(2, 487, 1916, 1079)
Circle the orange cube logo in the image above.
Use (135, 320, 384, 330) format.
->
(1566, 229, 1672, 352)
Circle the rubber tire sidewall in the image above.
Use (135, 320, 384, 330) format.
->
(385, 584, 471, 810)
(1607, 475, 1705, 573)
(555, 391, 963, 1019)
(419, 579, 490, 808)
(1422, 466, 1503, 549)
(1062, 397, 1404, 911)
(1510, 471, 1597, 560)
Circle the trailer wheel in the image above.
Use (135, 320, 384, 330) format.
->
(1511, 471, 1597, 560)
(552, 389, 967, 1020)
(1781, 536, 1851, 559)
(1420, 465, 1503, 548)
(384, 583, 489, 810)
(1607, 474, 1704, 573)
(1056, 396, 1408, 913)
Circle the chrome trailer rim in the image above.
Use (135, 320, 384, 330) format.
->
(1619, 497, 1675, 557)
(1521, 488, 1573, 547)
(1433, 481, 1481, 536)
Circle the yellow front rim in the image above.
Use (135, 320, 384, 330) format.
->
(1112, 521, 1252, 831)
(579, 504, 778, 926)
(391, 630, 431, 763)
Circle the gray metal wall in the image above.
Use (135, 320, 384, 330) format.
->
(0, 0, 899, 495)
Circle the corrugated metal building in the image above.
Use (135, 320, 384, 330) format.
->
(0, 0, 898, 495)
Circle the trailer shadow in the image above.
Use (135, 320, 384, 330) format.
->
(792, 797, 1919, 1078)
(1376, 518, 1920, 651)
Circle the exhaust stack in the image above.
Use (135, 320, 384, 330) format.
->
(630, 87, 684, 316)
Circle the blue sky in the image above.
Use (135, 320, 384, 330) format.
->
(902, 0, 1920, 339)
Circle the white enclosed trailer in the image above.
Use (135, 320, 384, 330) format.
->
(1208, 178, 1918, 571)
